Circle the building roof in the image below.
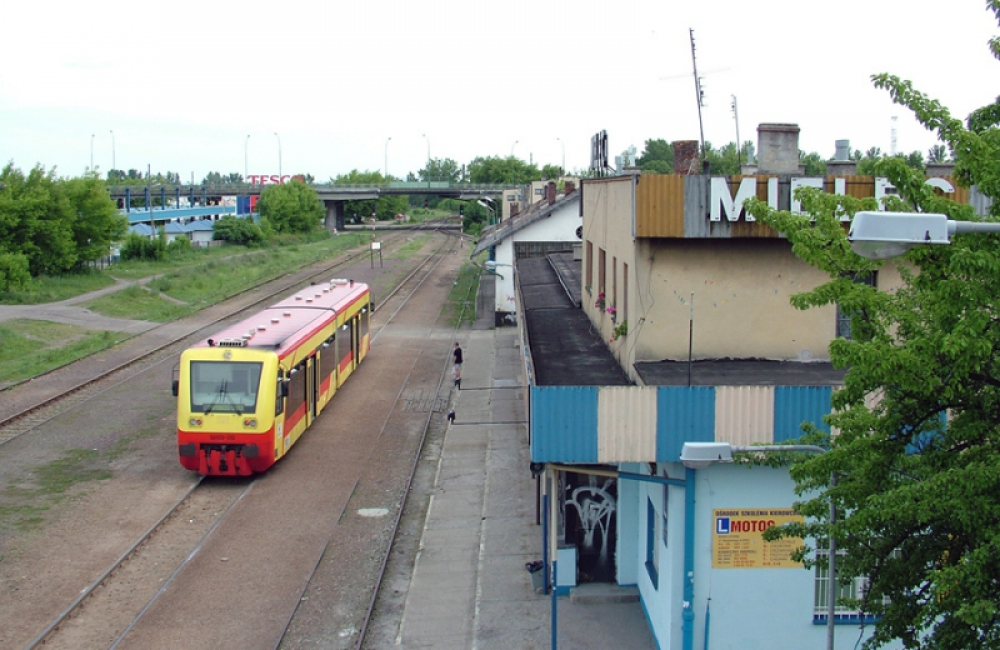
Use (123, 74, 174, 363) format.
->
(635, 359, 846, 387)
(473, 192, 579, 257)
(517, 256, 630, 387)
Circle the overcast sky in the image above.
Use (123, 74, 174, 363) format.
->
(3, 0, 996, 183)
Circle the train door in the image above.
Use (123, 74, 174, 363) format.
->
(351, 315, 360, 371)
(307, 355, 318, 421)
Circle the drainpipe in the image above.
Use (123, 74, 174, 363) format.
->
(683, 467, 696, 650)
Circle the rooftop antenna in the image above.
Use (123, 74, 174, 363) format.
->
(690, 28, 706, 166)
(890, 116, 898, 156)
(731, 95, 742, 166)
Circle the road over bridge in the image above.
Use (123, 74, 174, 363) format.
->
(107, 182, 507, 230)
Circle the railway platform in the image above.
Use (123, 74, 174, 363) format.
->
(392, 326, 656, 649)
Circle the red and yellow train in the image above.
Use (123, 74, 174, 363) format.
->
(173, 278, 371, 475)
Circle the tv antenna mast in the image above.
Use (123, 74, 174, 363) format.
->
(731, 95, 742, 166)
(890, 115, 898, 156)
(689, 28, 706, 168)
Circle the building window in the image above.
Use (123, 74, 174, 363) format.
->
(645, 497, 659, 589)
(585, 241, 593, 294)
(813, 551, 886, 624)
(598, 248, 606, 296)
(836, 272, 877, 339)
(612, 256, 617, 311)
(623, 263, 629, 327)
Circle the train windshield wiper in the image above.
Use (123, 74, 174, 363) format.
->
(206, 380, 242, 415)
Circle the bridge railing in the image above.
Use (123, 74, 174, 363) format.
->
(106, 182, 510, 194)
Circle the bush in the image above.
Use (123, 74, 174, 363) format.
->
(120, 231, 167, 262)
(213, 216, 264, 246)
(0, 251, 31, 292)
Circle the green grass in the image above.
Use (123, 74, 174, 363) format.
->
(395, 236, 431, 261)
(0, 321, 124, 384)
(444, 255, 484, 328)
(0, 270, 116, 305)
(1, 449, 112, 532)
(84, 285, 194, 322)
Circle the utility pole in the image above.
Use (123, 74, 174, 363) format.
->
(689, 28, 706, 169)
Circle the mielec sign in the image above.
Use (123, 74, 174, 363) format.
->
(709, 176, 958, 222)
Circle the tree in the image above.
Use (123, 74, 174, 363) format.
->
(800, 151, 828, 176)
(928, 144, 949, 164)
(0, 163, 77, 276)
(419, 158, 461, 183)
(61, 175, 128, 268)
(541, 164, 563, 180)
(751, 7, 1000, 647)
(212, 215, 264, 246)
(332, 169, 408, 221)
(637, 138, 674, 174)
(467, 156, 541, 185)
(257, 179, 324, 233)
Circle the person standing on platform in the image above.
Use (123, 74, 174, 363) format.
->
(452, 342, 463, 389)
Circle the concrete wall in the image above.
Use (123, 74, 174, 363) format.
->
(582, 177, 638, 368)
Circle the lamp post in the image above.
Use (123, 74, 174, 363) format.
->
(244, 135, 250, 185)
(849, 211, 1000, 259)
(556, 137, 565, 175)
(385, 137, 392, 179)
(90, 134, 95, 172)
(109, 130, 116, 178)
(511, 140, 519, 157)
(477, 199, 495, 226)
(680, 442, 834, 650)
(274, 132, 282, 179)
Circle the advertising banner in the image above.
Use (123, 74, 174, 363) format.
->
(712, 508, 803, 569)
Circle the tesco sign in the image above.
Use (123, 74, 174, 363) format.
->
(248, 174, 305, 185)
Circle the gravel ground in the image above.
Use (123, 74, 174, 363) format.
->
(0, 234, 461, 650)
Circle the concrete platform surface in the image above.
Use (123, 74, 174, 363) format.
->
(394, 327, 656, 649)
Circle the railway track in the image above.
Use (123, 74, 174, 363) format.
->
(15, 228, 465, 650)
(0, 221, 459, 446)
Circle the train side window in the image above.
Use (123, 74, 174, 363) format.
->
(275, 372, 285, 416)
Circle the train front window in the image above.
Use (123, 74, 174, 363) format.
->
(190, 361, 263, 414)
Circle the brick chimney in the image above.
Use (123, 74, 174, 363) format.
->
(564, 181, 575, 195)
(673, 140, 700, 175)
(546, 181, 557, 205)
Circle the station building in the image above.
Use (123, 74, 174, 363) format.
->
(514, 124, 990, 649)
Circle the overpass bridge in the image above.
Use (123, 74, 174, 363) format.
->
(107, 182, 508, 230)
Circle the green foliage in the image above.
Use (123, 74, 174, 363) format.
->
(120, 231, 167, 262)
(541, 164, 563, 180)
(750, 9, 1000, 646)
(212, 215, 264, 246)
(0, 320, 122, 385)
(420, 158, 462, 183)
(257, 179, 324, 233)
(0, 251, 31, 292)
(332, 169, 410, 221)
(467, 156, 541, 185)
(637, 139, 675, 173)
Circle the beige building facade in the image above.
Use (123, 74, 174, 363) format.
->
(579, 164, 978, 382)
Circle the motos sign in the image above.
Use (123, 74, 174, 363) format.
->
(709, 176, 958, 222)
(712, 508, 804, 569)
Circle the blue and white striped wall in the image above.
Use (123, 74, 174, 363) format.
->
(530, 385, 833, 464)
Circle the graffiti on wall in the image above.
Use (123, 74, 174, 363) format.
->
(565, 474, 617, 582)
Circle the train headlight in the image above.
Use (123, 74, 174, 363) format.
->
(243, 418, 258, 428)
(189, 417, 203, 427)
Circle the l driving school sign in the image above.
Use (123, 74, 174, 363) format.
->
(712, 508, 803, 569)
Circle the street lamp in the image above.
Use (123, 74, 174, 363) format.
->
(109, 130, 116, 177)
(385, 137, 392, 179)
(848, 211, 1000, 260)
(477, 199, 495, 226)
(556, 137, 565, 175)
(90, 134, 95, 172)
(244, 135, 250, 185)
(680, 442, 835, 650)
(511, 140, 519, 157)
(274, 132, 282, 178)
